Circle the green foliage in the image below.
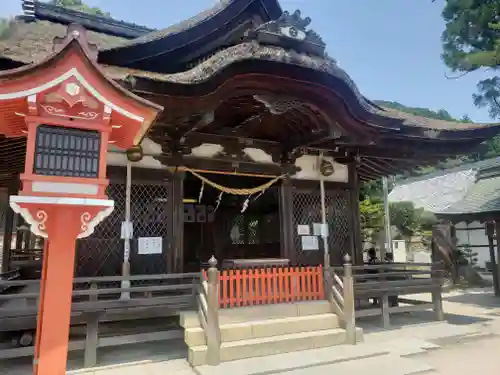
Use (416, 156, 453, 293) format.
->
(456, 244, 478, 266)
(374, 99, 500, 176)
(374, 100, 455, 121)
(0, 18, 13, 40)
(359, 198, 384, 241)
(436, 0, 500, 120)
(359, 197, 437, 245)
(49, 0, 111, 17)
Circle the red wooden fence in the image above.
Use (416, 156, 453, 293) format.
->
(204, 266, 324, 308)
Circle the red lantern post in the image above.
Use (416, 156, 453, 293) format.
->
(0, 24, 162, 375)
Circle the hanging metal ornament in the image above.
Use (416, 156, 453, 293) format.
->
(198, 181, 205, 203)
(241, 194, 251, 213)
(214, 191, 223, 212)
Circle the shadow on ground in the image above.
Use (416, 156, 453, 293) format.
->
(443, 290, 500, 311)
(357, 310, 491, 334)
(0, 339, 187, 375)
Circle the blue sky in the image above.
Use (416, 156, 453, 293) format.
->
(0, 0, 495, 122)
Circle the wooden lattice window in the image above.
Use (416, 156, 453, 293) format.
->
(34, 125, 100, 178)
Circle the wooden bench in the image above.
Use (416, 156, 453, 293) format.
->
(328, 262, 444, 330)
(0, 272, 200, 367)
(352, 263, 444, 328)
(0, 268, 20, 293)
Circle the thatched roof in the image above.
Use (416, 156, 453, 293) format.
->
(0, 19, 125, 64)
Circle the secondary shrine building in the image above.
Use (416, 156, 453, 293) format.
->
(1, 0, 499, 277)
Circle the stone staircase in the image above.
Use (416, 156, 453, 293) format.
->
(180, 300, 363, 366)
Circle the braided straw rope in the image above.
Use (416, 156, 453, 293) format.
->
(186, 168, 284, 196)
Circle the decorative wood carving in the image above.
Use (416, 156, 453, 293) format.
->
(253, 95, 306, 115)
(245, 10, 326, 57)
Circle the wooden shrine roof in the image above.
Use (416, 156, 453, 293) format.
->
(1, 1, 500, 186)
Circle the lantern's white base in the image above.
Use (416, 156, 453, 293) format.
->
(9, 195, 114, 239)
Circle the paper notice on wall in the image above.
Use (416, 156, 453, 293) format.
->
(120, 221, 134, 240)
(138, 237, 163, 255)
(297, 225, 310, 236)
(313, 223, 329, 237)
(301, 235, 319, 251)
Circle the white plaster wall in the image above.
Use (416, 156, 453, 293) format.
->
(107, 140, 350, 184)
(455, 221, 490, 268)
(292, 155, 348, 183)
(392, 240, 407, 263)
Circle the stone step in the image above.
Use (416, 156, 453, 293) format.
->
(180, 300, 332, 328)
(185, 313, 340, 346)
(189, 327, 363, 366)
(195, 343, 389, 375)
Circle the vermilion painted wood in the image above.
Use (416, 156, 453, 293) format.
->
(216, 266, 324, 309)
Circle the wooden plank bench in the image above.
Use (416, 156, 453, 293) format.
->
(0, 272, 200, 367)
(329, 262, 444, 329)
(352, 263, 444, 328)
(0, 268, 20, 294)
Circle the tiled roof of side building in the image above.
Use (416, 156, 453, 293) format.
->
(439, 174, 500, 216)
(389, 158, 500, 214)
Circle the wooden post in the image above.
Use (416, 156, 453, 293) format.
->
(348, 163, 363, 265)
(486, 222, 499, 296)
(343, 254, 356, 344)
(170, 170, 185, 273)
(494, 221, 500, 296)
(432, 279, 444, 322)
(381, 294, 390, 329)
(279, 176, 295, 264)
(206, 256, 220, 365)
(121, 162, 132, 300)
(84, 283, 99, 368)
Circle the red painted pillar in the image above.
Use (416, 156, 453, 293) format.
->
(34, 208, 80, 375)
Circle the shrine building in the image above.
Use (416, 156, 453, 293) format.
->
(1, 0, 499, 277)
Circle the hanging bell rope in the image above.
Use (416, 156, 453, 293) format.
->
(185, 168, 284, 196)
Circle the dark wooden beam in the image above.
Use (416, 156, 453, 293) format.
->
(155, 154, 297, 177)
(279, 175, 296, 264)
(348, 162, 362, 265)
(170, 170, 184, 273)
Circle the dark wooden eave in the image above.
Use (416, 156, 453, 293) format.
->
(22, 0, 154, 39)
(98, 0, 282, 72)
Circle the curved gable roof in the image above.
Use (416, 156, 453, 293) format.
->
(98, 0, 282, 71)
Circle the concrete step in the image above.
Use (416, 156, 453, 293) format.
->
(195, 343, 389, 375)
(180, 300, 332, 328)
(189, 327, 363, 366)
(185, 313, 340, 346)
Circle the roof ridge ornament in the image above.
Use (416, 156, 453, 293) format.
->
(53, 24, 98, 61)
(21, 0, 36, 21)
(245, 9, 326, 57)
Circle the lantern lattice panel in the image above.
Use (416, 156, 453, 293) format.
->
(291, 187, 351, 265)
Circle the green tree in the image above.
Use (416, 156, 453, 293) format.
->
(436, 0, 500, 119)
(49, 0, 111, 17)
(359, 196, 437, 248)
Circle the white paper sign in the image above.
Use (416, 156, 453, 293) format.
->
(138, 237, 163, 255)
(313, 223, 329, 237)
(297, 225, 310, 236)
(301, 236, 319, 251)
(120, 221, 134, 240)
